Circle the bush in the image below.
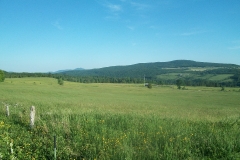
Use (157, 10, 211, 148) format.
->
(182, 86, 187, 90)
(148, 83, 152, 89)
(58, 78, 64, 85)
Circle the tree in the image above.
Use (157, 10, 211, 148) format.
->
(176, 79, 183, 89)
(58, 78, 64, 85)
(0, 70, 5, 82)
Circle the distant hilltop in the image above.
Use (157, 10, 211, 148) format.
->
(52, 68, 85, 74)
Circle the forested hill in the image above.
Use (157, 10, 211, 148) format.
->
(3, 60, 240, 87)
(60, 60, 239, 78)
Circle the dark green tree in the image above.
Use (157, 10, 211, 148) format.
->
(0, 70, 5, 82)
(176, 79, 183, 89)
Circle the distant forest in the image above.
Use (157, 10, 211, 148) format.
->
(3, 60, 240, 87)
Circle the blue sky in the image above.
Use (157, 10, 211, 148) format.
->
(0, 0, 240, 72)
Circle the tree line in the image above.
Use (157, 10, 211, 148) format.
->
(2, 68, 240, 87)
(0, 70, 5, 82)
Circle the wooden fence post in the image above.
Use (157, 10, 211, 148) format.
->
(6, 105, 9, 117)
(54, 135, 57, 159)
(30, 106, 35, 128)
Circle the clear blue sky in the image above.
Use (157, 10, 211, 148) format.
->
(1, 0, 240, 72)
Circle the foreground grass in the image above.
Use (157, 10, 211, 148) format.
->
(0, 78, 240, 159)
(1, 112, 240, 159)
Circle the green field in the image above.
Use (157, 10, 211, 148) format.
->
(208, 74, 233, 81)
(157, 72, 234, 82)
(187, 67, 221, 72)
(0, 78, 240, 159)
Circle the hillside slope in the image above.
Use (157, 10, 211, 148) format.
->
(60, 60, 239, 78)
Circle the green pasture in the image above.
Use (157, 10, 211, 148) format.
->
(157, 73, 191, 80)
(208, 74, 233, 81)
(1, 77, 240, 120)
(187, 67, 221, 72)
(0, 78, 240, 159)
(157, 72, 233, 82)
(163, 67, 221, 72)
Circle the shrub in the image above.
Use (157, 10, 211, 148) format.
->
(148, 83, 152, 89)
(221, 86, 225, 91)
(58, 78, 64, 85)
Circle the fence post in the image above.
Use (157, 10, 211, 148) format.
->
(54, 135, 57, 159)
(6, 105, 9, 117)
(30, 106, 35, 128)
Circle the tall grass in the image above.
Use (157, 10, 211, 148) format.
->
(1, 109, 240, 159)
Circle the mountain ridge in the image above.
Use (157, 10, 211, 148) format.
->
(52, 68, 85, 74)
(59, 60, 239, 78)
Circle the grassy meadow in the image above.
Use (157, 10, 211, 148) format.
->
(0, 78, 240, 159)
